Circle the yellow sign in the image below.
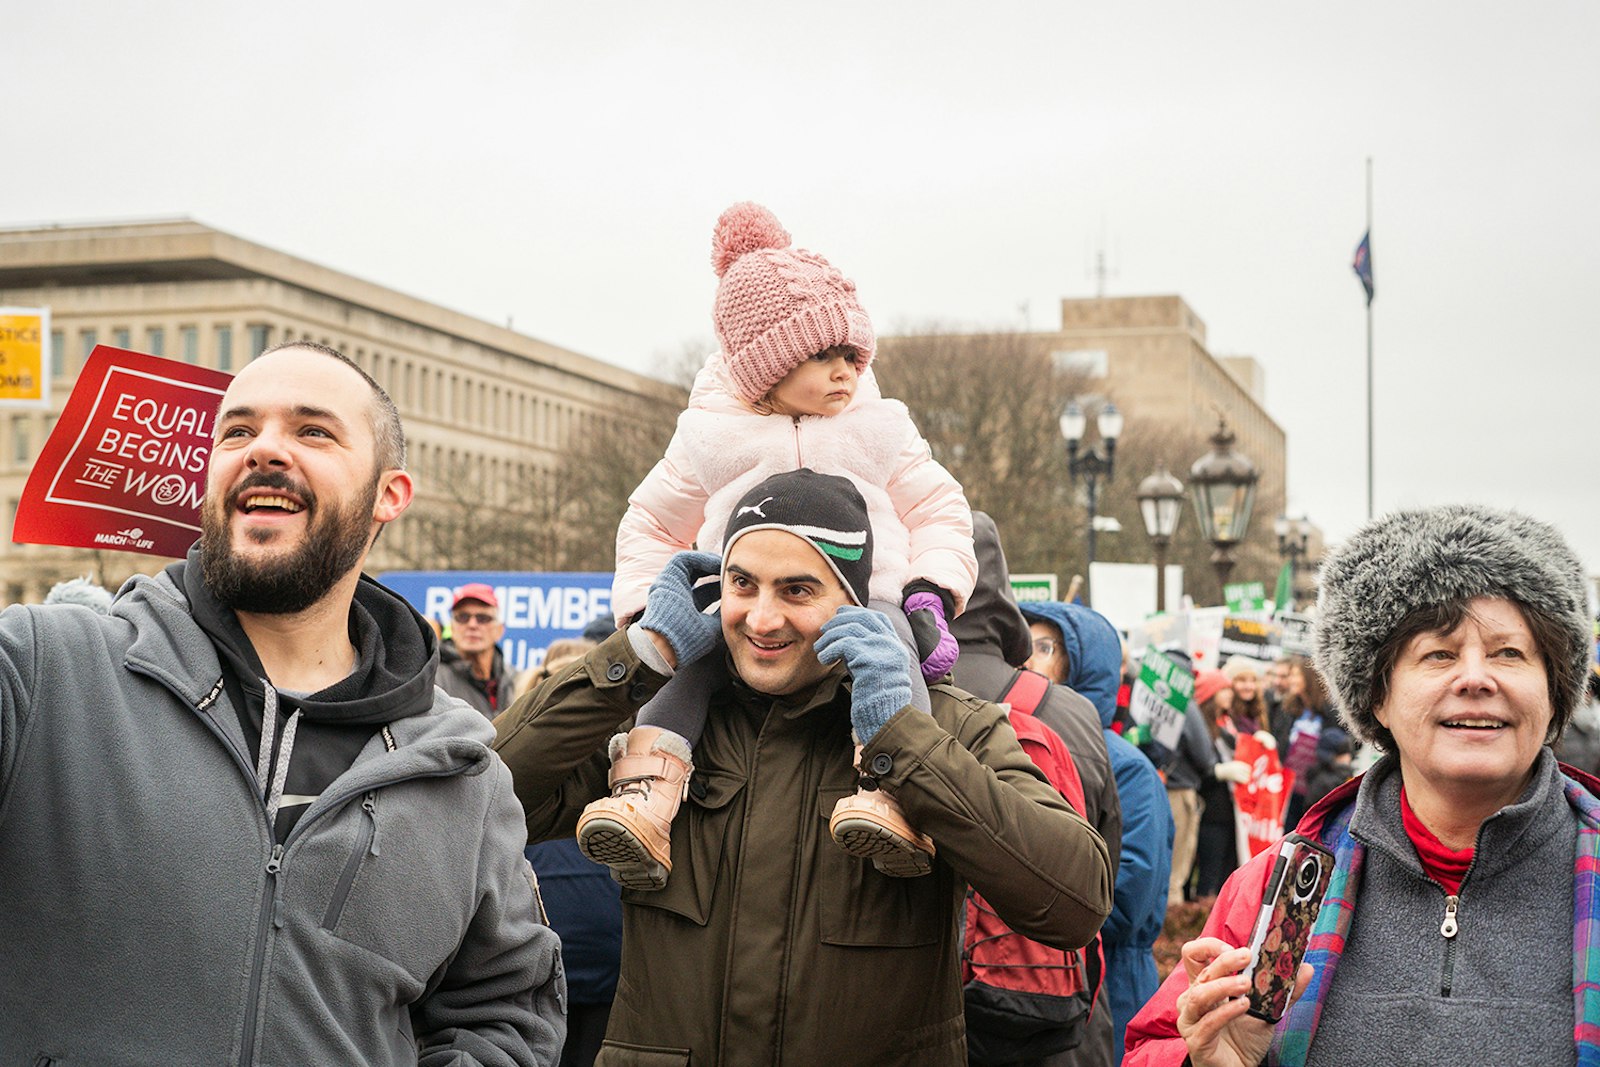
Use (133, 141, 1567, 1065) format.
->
(0, 307, 50, 407)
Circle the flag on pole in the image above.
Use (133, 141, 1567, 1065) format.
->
(1273, 561, 1294, 613)
(1352, 231, 1374, 304)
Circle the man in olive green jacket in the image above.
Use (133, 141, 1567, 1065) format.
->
(496, 471, 1112, 1067)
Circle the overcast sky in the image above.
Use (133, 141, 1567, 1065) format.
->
(8, 2, 1598, 577)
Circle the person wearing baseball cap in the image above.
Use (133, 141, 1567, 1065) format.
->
(495, 469, 1110, 1065)
(439, 582, 517, 718)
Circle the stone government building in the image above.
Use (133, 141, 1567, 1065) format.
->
(0, 219, 683, 604)
(880, 294, 1298, 597)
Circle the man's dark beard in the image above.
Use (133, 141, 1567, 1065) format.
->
(200, 470, 379, 615)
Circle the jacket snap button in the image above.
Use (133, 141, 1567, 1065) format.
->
(606, 662, 626, 681)
(870, 753, 894, 776)
(690, 777, 708, 801)
(629, 682, 650, 702)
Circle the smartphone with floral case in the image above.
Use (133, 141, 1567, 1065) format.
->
(1240, 834, 1335, 1022)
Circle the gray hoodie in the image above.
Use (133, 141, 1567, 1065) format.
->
(0, 567, 564, 1066)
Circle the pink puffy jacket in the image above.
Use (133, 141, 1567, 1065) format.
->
(611, 353, 976, 623)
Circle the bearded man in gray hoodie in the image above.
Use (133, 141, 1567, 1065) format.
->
(0, 342, 564, 1065)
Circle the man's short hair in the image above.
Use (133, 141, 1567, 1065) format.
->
(257, 340, 406, 471)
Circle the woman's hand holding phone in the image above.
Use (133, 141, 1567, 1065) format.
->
(1175, 938, 1311, 1067)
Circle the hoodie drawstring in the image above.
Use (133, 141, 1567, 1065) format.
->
(255, 680, 303, 828)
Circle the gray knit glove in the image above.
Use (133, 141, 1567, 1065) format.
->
(816, 606, 913, 743)
(637, 551, 723, 668)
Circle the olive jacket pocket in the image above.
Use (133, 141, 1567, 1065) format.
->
(814, 787, 944, 948)
(621, 768, 746, 926)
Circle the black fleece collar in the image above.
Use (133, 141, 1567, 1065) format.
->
(169, 544, 440, 725)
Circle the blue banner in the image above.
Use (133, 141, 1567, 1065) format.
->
(379, 570, 613, 675)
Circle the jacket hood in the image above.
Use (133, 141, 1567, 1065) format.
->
(1018, 600, 1123, 728)
(165, 545, 441, 726)
(950, 512, 1033, 697)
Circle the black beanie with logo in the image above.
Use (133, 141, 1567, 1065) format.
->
(722, 469, 874, 606)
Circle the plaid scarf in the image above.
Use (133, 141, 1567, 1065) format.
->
(1269, 774, 1600, 1066)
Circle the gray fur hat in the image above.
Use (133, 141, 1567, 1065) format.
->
(1314, 503, 1592, 748)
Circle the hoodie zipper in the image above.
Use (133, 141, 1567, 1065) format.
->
(235, 770, 465, 1066)
(239, 842, 285, 1063)
(791, 415, 804, 467)
(321, 792, 380, 931)
(131, 663, 451, 1067)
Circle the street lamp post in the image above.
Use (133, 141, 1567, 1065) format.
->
(1136, 464, 1185, 613)
(1188, 417, 1259, 601)
(1274, 514, 1312, 611)
(1059, 400, 1123, 606)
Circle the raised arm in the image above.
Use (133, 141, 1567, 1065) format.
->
(818, 606, 1112, 950)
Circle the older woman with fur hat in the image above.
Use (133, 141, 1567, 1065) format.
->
(1125, 504, 1600, 1067)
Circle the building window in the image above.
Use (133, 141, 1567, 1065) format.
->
(216, 326, 233, 372)
(80, 329, 98, 361)
(50, 331, 65, 377)
(247, 324, 271, 360)
(181, 326, 199, 364)
(113, 328, 131, 350)
(146, 327, 165, 356)
(12, 416, 29, 465)
(1051, 348, 1109, 377)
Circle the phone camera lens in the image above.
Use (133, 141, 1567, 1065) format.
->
(1293, 856, 1320, 899)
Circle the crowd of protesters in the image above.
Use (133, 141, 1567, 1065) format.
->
(6, 200, 1600, 1067)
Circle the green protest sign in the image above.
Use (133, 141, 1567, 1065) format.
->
(1224, 580, 1267, 613)
(1128, 649, 1192, 750)
(1010, 573, 1057, 604)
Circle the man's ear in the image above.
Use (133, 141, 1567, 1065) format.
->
(373, 469, 414, 524)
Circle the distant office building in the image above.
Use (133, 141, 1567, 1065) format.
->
(882, 294, 1291, 593)
(1045, 295, 1284, 507)
(0, 219, 681, 603)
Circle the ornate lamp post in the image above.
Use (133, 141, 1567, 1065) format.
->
(1275, 514, 1312, 611)
(1136, 464, 1185, 613)
(1188, 417, 1259, 600)
(1059, 400, 1123, 606)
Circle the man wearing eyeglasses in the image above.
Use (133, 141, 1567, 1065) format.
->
(441, 583, 518, 718)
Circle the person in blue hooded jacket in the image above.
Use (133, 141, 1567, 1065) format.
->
(1022, 599, 1175, 1065)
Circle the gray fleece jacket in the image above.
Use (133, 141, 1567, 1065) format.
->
(1309, 749, 1575, 1067)
(0, 568, 564, 1066)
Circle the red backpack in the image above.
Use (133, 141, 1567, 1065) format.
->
(962, 668, 1106, 1066)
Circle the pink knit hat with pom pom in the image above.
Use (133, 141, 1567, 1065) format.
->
(710, 202, 876, 405)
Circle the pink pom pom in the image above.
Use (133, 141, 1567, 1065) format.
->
(711, 202, 791, 277)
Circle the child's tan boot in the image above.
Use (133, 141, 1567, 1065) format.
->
(576, 726, 694, 890)
(828, 745, 935, 878)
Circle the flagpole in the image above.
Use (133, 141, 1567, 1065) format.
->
(1365, 156, 1374, 520)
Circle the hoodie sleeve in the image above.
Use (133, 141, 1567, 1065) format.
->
(412, 758, 567, 1067)
(0, 606, 43, 807)
(882, 409, 977, 611)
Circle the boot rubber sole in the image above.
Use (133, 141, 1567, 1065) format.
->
(829, 814, 935, 877)
(576, 814, 670, 891)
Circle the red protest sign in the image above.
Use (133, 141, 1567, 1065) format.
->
(13, 346, 232, 558)
(1231, 732, 1294, 863)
